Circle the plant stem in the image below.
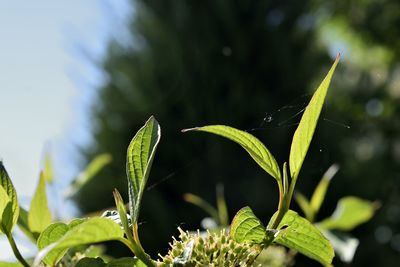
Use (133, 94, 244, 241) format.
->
(270, 163, 290, 229)
(270, 196, 288, 229)
(6, 233, 30, 267)
(132, 223, 156, 267)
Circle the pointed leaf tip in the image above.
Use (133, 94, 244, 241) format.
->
(28, 172, 52, 235)
(289, 57, 339, 181)
(181, 127, 197, 133)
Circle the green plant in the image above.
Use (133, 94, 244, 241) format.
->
(0, 54, 375, 266)
(181, 54, 341, 266)
(294, 164, 378, 263)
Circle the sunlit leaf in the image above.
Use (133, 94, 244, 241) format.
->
(37, 222, 70, 266)
(34, 218, 124, 266)
(230, 206, 266, 244)
(113, 189, 133, 240)
(127, 116, 161, 224)
(318, 196, 377, 231)
(310, 164, 339, 216)
(182, 125, 281, 181)
(37, 219, 86, 265)
(270, 210, 334, 266)
(289, 55, 340, 181)
(0, 162, 19, 234)
(0, 186, 13, 234)
(65, 153, 112, 197)
(42, 152, 54, 183)
(28, 173, 52, 235)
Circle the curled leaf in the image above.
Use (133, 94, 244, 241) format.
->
(127, 116, 161, 225)
(0, 162, 19, 234)
(230, 206, 266, 244)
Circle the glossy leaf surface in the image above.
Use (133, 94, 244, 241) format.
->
(182, 125, 281, 181)
(127, 116, 161, 224)
(35, 218, 124, 266)
(37, 222, 70, 266)
(0, 162, 19, 234)
(289, 55, 340, 180)
(230, 206, 266, 244)
(0, 186, 13, 234)
(271, 210, 334, 266)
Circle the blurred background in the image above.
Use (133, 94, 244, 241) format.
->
(1, 0, 400, 266)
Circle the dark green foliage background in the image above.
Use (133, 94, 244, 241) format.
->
(75, 0, 400, 266)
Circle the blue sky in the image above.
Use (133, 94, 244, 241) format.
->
(0, 0, 130, 260)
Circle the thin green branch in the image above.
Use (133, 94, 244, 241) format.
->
(6, 233, 30, 267)
(270, 163, 290, 229)
(131, 223, 156, 267)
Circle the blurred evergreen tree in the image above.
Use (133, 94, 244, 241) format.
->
(76, 0, 400, 265)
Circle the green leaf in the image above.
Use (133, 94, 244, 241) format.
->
(230, 206, 266, 244)
(37, 222, 70, 266)
(0, 162, 19, 234)
(113, 189, 133, 241)
(28, 173, 52, 235)
(294, 192, 313, 221)
(0, 186, 13, 234)
(289, 55, 340, 181)
(270, 210, 334, 266)
(75, 257, 106, 267)
(43, 152, 54, 183)
(318, 196, 377, 231)
(0, 262, 23, 267)
(310, 164, 339, 217)
(55, 217, 123, 248)
(65, 153, 113, 197)
(34, 218, 124, 266)
(182, 125, 281, 181)
(107, 257, 147, 267)
(127, 116, 161, 224)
